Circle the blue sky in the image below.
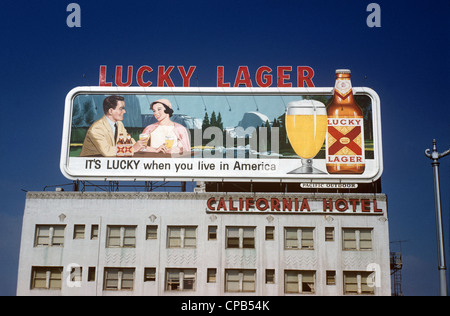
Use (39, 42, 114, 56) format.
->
(1, 0, 449, 295)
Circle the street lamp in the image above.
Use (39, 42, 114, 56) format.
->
(425, 139, 450, 296)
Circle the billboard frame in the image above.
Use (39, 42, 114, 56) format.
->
(60, 86, 383, 183)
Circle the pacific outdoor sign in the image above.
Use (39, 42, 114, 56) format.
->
(60, 67, 382, 183)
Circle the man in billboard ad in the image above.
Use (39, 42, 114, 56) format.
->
(61, 85, 382, 183)
(79, 95, 146, 157)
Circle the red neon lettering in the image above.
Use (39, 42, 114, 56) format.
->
(335, 199, 348, 212)
(246, 198, 254, 211)
(297, 66, 315, 87)
(349, 199, 359, 212)
(178, 66, 196, 87)
(136, 66, 153, 87)
(99, 65, 113, 86)
(277, 66, 292, 87)
(300, 198, 310, 212)
(217, 197, 227, 211)
(217, 66, 231, 87)
(282, 198, 292, 211)
(157, 66, 175, 87)
(271, 198, 280, 211)
(323, 199, 333, 211)
(207, 197, 216, 210)
(361, 199, 371, 212)
(373, 199, 383, 212)
(234, 66, 252, 87)
(115, 66, 133, 87)
(229, 197, 238, 211)
(256, 198, 269, 211)
(256, 66, 273, 87)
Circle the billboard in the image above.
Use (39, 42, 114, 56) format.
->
(60, 86, 382, 183)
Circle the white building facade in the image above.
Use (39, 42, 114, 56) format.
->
(17, 191, 391, 296)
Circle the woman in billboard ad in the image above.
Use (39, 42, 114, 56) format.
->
(141, 99, 191, 155)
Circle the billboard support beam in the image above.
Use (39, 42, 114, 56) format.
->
(425, 139, 449, 296)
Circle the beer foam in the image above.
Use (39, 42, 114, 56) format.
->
(286, 100, 326, 115)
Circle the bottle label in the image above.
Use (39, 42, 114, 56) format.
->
(117, 144, 125, 156)
(334, 79, 352, 99)
(326, 118, 364, 164)
(124, 144, 133, 156)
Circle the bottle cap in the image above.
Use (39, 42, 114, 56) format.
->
(336, 69, 351, 74)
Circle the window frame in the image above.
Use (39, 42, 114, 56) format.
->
(165, 268, 197, 292)
(343, 271, 375, 295)
(167, 226, 197, 249)
(34, 225, 66, 247)
(103, 268, 135, 291)
(225, 269, 256, 293)
(225, 226, 256, 249)
(284, 227, 315, 250)
(31, 266, 63, 290)
(146, 225, 158, 240)
(284, 270, 316, 294)
(73, 224, 85, 240)
(342, 228, 373, 251)
(106, 225, 137, 248)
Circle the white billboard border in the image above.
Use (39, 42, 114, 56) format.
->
(60, 86, 383, 183)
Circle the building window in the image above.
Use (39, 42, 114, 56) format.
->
(225, 269, 256, 293)
(265, 226, 275, 240)
(325, 227, 334, 242)
(34, 225, 65, 247)
(31, 267, 63, 290)
(326, 271, 336, 285)
(343, 271, 375, 295)
(284, 227, 314, 249)
(146, 225, 158, 240)
(106, 226, 136, 248)
(165, 268, 196, 291)
(285, 270, 315, 294)
(208, 226, 217, 240)
(207, 268, 217, 283)
(73, 225, 85, 239)
(88, 267, 96, 282)
(266, 269, 275, 284)
(343, 228, 373, 251)
(104, 268, 135, 291)
(144, 268, 156, 282)
(91, 225, 99, 240)
(167, 226, 197, 248)
(226, 227, 255, 249)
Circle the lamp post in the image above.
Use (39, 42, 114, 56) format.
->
(425, 139, 450, 296)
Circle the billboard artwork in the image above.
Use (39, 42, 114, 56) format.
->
(60, 85, 382, 183)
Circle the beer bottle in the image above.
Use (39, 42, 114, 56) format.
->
(326, 69, 365, 174)
(125, 134, 133, 156)
(116, 133, 124, 157)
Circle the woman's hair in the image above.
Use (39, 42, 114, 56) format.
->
(151, 102, 174, 117)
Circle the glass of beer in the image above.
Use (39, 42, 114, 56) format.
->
(285, 100, 327, 174)
(165, 136, 175, 149)
(139, 133, 149, 151)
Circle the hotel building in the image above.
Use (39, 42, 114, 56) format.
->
(16, 189, 390, 296)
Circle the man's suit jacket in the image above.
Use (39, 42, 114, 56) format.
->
(80, 116, 130, 157)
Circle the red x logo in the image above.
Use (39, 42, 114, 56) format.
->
(328, 126, 362, 155)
